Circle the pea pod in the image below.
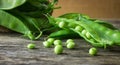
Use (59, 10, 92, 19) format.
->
(7, 10, 43, 39)
(48, 29, 80, 39)
(80, 16, 120, 45)
(0, 10, 35, 40)
(47, 16, 104, 47)
(47, 16, 119, 48)
(0, 0, 58, 40)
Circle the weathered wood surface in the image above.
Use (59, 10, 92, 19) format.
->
(0, 21, 120, 65)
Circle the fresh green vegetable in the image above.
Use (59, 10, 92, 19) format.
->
(89, 47, 97, 56)
(48, 29, 80, 39)
(66, 39, 74, 43)
(0, 0, 58, 40)
(47, 16, 105, 47)
(53, 39, 62, 45)
(47, 14, 120, 48)
(81, 30, 87, 35)
(66, 42, 75, 49)
(54, 45, 63, 54)
(47, 13, 117, 42)
(47, 38, 55, 44)
(74, 26, 83, 32)
(86, 32, 91, 39)
(43, 41, 52, 48)
(66, 39, 74, 45)
(0, 10, 35, 40)
(27, 43, 36, 49)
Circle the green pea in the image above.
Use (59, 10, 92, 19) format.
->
(75, 26, 83, 32)
(89, 47, 97, 56)
(54, 45, 63, 54)
(66, 39, 74, 45)
(86, 32, 91, 39)
(53, 40, 62, 45)
(58, 21, 66, 28)
(43, 41, 52, 48)
(81, 30, 87, 35)
(27, 43, 36, 49)
(47, 38, 55, 44)
(66, 42, 75, 49)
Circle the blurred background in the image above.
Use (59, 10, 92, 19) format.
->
(52, 0, 120, 20)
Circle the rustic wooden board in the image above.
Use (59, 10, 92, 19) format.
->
(0, 21, 120, 65)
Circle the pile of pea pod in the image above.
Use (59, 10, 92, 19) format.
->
(47, 13, 120, 48)
(0, 0, 58, 40)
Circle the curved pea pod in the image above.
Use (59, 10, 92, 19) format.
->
(48, 16, 119, 48)
(48, 29, 80, 39)
(0, 0, 26, 10)
(0, 10, 35, 40)
(47, 16, 105, 47)
(58, 13, 119, 47)
(69, 21, 105, 47)
(79, 16, 119, 46)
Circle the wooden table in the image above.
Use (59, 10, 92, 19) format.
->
(0, 20, 120, 65)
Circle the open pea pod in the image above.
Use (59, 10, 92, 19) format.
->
(0, 0, 26, 10)
(69, 22, 105, 47)
(48, 16, 119, 48)
(79, 16, 119, 47)
(47, 16, 105, 47)
(0, 10, 35, 40)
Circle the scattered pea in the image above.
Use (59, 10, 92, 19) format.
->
(53, 40, 62, 45)
(43, 41, 52, 48)
(54, 45, 63, 54)
(89, 47, 97, 56)
(66, 39, 74, 45)
(47, 38, 55, 44)
(66, 42, 75, 49)
(27, 43, 36, 49)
